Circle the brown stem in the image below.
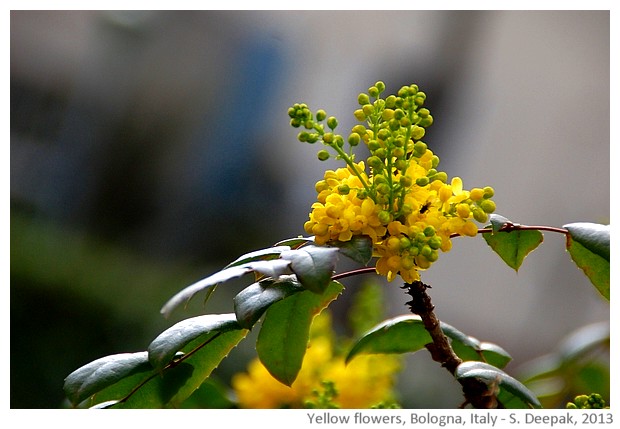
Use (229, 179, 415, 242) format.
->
(402, 281, 501, 408)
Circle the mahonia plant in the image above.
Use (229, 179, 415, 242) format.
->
(288, 81, 496, 282)
(63, 80, 609, 410)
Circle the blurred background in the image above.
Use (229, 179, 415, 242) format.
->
(10, 10, 610, 408)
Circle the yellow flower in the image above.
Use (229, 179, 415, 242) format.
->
(231, 312, 400, 408)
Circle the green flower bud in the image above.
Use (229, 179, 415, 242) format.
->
(317, 150, 330, 161)
(431, 172, 448, 183)
(472, 208, 488, 223)
(334, 135, 344, 147)
(394, 159, 407, 172)
(394, 137, 405, 147)
(382, 109, 395, 120)
(431, 155, 440, 168)
(394, 109, 406, 120)
(479, 199, 496, 213)
(368, 86, 379, 98)
(418, 115, 433, 127)
(418, 108, 430, 118)
(290, 118, 302, 128)
(427, 249, 439, 262)
(378, 210, 391, 225)
(428, 236, 442, 250)
(375, 81, 386, 93)
(316, 109, 327, 121)
(377, 129, 390, 141)
(304, 120, 314, 129)
(327, 116, 338, 130)
(389, 118, 400, 131)
(400, 175, 413, 187)
(367, 139, 381, 151)
(414, 141, 427, 154)
(367, 156, 384, 170)
(399, 117, 411, 127)
(385, 95, 396, 108)
(427, 168, 437, 177)
(338, 184, 350, 195)
(421, 244, 433, 258)
(362, 104, 374, 117)
(323, 132, 334, 143)
(315, 180, 329, 193)
(377, 183, 390, 195)
(373, 174, 387, 184)
(401, 203, 413, 216)
(298, 131, 309, 142)
(306, 133, 319, 143)
(397, 86, 408, 98)
(407, 85, 419, 96)
(348, 133, 361, 146)
(483, 186, 495, 198)
(358, 93, 370, 106)
(414, 92, 426, 106)
(354, 109, 366, 121)
(416, 176, 430, 187)
(424, 226, 436, 237)
(374, 148, 387, 159)
(357, 189, 368, 199)
(393, 147, 405, 158)
(411, 125, 425, 140)
(352, 124, 367, 135)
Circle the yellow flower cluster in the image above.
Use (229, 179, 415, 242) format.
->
(304, 161, 387, 245)
(232, 313, 400, 408)
(293, 81, 496, 283)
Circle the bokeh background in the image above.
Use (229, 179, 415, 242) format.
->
(10, 10, 610, 409)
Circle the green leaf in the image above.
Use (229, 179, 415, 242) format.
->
(256, 280, 344, 386)
(280, 245, 339, 294)
(148, 313, 244, 371)
(273, 236, 315, 249)
(345, 316, 511, 368)
(345, 315, 432, 364)
(160, 259, 292, 318)
(64, 352, 153, 407)
(483, 228, 543, 271)
(456, 361, 542, 409)
(564, 223, 610, 300)
(233, 276, 304, 329)
(224, 246, 291, 268)
(564, 223, 610, 262)
(441, 322, 512, 368)
(118, 326, 248, 408)
(331, 235, 373, 265)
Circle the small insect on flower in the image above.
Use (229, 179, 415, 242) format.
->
(419, 202, 431, 214)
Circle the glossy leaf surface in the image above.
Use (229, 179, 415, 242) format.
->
(564, 223, 610, 300)
(456, 361, 541, 409)
(280, 246, 339, 294)
(148, 313, 244, 371)
(483, 228, 543, 271)
(64, 352, 153, 407)
(256, 280, 344, 386)
(233, 276, 304, 329)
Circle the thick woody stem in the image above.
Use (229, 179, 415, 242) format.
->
(402, 281, 500, 408)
